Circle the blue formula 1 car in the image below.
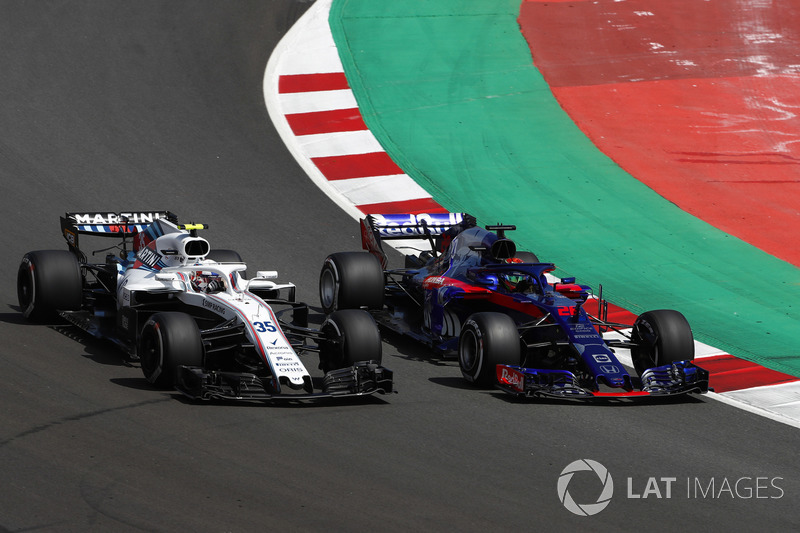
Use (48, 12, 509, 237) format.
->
(319, 213, 708, 399)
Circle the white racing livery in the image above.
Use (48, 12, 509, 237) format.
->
(17, 212, 392, 401)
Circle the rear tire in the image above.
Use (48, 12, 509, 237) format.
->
(459, 312, 521, 386)
(515, 251, 539, 263)
(139, 312, 204, 388)
(631, 310, 694, 375)
(206, 249, 244, 278)
(319, 309, 382, 373)
(206, 249, 242, 264)
(17, 250, 83, 321)
(319, 252, 384, 314)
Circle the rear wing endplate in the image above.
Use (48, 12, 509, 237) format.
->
(360, 213, 475, 268)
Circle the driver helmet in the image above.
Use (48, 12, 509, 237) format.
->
(191, 271, 225, 293)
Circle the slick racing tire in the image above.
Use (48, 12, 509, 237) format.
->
(206, 249, 243, 263)
(206, 249, 244, 277)
(139, 312, 204, 388)
(319, 309, 382, 374)
(631, 309, 694, 376)
(515, 251, 540, 263)
(459, 312, 521, 387)
(319, 252, 383, 314)
(17, 250, 82, 321)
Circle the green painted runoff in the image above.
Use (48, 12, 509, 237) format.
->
(329, 0, 800, 376)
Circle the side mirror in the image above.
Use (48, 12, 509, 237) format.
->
(246, 271, 279, 292)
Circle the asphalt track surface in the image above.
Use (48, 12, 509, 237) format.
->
(0, 2, 797, 531)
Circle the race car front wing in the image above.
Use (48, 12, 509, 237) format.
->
(175, 361, 393, 401)
(496, 361, 709, 399)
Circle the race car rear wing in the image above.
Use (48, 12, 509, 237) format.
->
(61, 211, 175, 252)
(360, 213, 475, 268)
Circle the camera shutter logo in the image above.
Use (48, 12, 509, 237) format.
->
(557, 459, 614, 516)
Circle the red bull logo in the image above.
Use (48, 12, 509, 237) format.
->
(497, 365, 525, 392)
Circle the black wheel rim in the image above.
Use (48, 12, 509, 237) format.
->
(17, 265, 34, 312)
(139, 325, 162, 378)
(633, 320, 658, 371)
(460, 329, 480, 373)
(320, 267, 336, 310)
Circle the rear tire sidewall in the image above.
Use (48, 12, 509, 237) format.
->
(139, 312, 204, 388)
(319, 309, 382, 373)
(206, 249, 245, 278)
(515, 251, 539, 263)
(319, 252, 383, 314)
(459, 312, 521, 387)
(631, 309, 694, 375)
(17, 250, 82, 321)
(206, 249, 242, 264)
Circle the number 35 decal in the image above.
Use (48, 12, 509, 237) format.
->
(253, 321, 277, 333)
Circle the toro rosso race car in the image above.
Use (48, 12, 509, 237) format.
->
(17, 211, 392, 401)
(319, 213, 708, 399)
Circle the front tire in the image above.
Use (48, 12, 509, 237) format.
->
(319, 252, 384, 314)
(17, 250, 83, 321)
(631, 310, 694, 375)
(319, 309, 382, 373)
(139, 312, 204, 388)
(459, 312, 521, 386)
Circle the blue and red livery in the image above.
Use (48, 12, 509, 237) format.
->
(320, 213, 708, 399)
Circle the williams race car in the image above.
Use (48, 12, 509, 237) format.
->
(319, 213, 708, 399)
(17, 211, 392, 401)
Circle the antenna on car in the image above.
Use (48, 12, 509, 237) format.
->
(597, 283, 608, 326)
(119, 213, 130, 257)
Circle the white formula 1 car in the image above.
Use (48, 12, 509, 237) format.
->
(17, 211, 392, 401)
